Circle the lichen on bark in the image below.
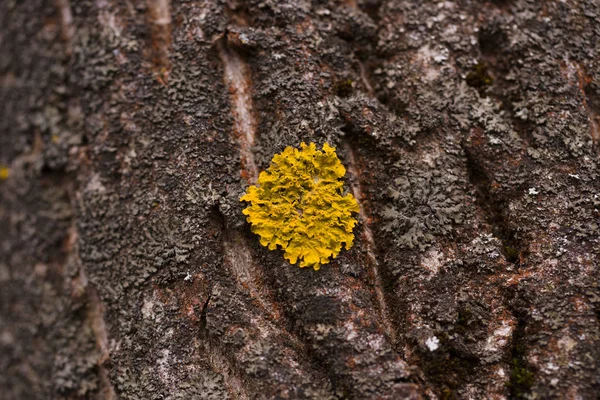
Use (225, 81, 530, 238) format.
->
(240, 142, 359, 269)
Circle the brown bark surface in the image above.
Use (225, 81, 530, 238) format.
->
(1, 0, 599, 399)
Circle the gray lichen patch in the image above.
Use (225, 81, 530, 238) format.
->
(381, 154, 467, 251)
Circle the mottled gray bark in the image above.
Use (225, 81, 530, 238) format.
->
(1, 0, 599, 399)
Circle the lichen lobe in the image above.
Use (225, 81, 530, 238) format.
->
(240, 142, 359, 269)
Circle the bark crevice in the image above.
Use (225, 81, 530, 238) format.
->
(463, 144, 526, 267)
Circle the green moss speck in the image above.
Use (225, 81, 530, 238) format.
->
(506, 342, 535, 398)
(507, 360, 535, 398)
(504, 246, 520, 263)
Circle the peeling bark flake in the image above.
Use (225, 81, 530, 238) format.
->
(54, 0, 75, 53)
(218, 38, 259, 183)
(146, 0, 172, 82)
(343, 142, 396, 344)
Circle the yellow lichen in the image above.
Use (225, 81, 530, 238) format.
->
(240, 142, 359, 270)
(0, 166, 9, 181)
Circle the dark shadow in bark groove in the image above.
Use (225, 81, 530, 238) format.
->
(357, 0, 383, 25)
(503, 289, 535, 399)
(417, 339, 481, 399)
(462, 144, 527, 267)
(198, 293, 211, 336)
(579, 68, 600, 146)
(478, 23, 509, 63)
(476, 19, 541, 149)
(340, 125, 406, 350)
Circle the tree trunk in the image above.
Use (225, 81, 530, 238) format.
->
(1, 0, 599, 398)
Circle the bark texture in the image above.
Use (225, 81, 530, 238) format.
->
(1, 0, 599, 399)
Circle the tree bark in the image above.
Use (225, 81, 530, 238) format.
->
(1, 0, 599, 399)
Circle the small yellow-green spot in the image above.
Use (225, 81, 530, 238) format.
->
(504, 246, 520, 263)
(0, 166, 10, 181)
(51, 134, 60, 144)
(240, 142, 360, 270)
(466, 62, 494, 89)
(333, 78, 354, 97)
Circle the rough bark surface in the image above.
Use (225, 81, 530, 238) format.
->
(1, 0, 599, 399)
